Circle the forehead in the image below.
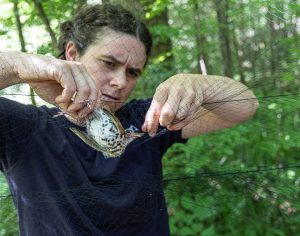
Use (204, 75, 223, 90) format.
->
(88, 30, 147, 68)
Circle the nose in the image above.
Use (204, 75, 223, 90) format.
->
(109, 70, 127, 89)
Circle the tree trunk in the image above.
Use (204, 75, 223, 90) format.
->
(214, 0, 233, 78)
(267, 6, 277, 78)
(146, 4, 173, 68)
(192, 0, 211, 74)
(232, 29, 245, 83)
(277, 1, 291, 72)
(13, 0, 36, 106)
(267, 4, 283, 93)
(250, 20, 258, 82)
(32, 0, 58, 50)
(231, 1, 246, 83)
(13, 0, 26, 52)
(290, 0, 299, 47)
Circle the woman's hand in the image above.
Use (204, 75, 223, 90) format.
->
(142, 74, 204, 136)
(14, 52, 99, 119)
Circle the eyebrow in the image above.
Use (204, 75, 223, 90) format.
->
(99, 55, 142, 75)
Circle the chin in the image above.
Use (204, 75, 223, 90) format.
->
(101, 102, 123, 113)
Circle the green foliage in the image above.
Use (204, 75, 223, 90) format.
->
(37, 42, 56, 56)
(144, 0, 170, 19)
(163, 100, 300, 235)
(0, 175, 18, 236)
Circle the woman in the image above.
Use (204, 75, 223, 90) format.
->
(0, 3, 258, 236)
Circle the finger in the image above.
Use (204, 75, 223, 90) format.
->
(141, 121, 147, 132)
(168, 100, 198, 130)
(76, 69, 99, 118)
(81, 66, 98, 110)
(144, 99, 162, 136)
(56, 102, 69, 112)
(56, 101, 79, 120)
(67, 65, 95, 112)
(143, 86, 168, 136)
(78, 94, 99, 119)
(159, 94, 180, 127)
(54, 67, 77, 104)
(167, 116, 193, 131)
(175, 95, 195, 123)
(171, 87, 197, 125)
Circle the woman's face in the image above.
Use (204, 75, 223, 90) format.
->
(69, 29, 147, 112)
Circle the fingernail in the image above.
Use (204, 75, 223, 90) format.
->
(167, 127, 173, 131)
(159, 121, 166, 127)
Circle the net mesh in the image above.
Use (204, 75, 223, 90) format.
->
(0, 0, 299, 235)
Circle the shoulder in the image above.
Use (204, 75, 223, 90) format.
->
(0, 97, 69, 132)
(0, 97, 41, 126)
(0, 97, 57, 116)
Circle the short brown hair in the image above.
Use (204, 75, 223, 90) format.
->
(58, 4, 152, 62)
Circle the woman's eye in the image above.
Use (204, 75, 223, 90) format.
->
(128, 70, 140, 79)
(105, 61, 115, 67)
(101, 60, 116, 68)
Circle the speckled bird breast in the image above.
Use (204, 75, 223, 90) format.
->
(70, 108, 143, 158)
(87, 109, 124, 153)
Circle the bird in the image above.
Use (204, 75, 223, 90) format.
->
(70, 108, 144, 158)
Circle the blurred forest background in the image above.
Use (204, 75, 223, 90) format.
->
(0, 0, 299, 235)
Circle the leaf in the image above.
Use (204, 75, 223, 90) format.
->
(266, 228, 286, 236)
(282, 73, 294, 81)
(0, 30, 8, 35)
(201, 225, 216, 236)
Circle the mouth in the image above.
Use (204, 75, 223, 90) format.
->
(101, 93, 122, 103)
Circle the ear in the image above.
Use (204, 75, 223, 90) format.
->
(65, 41, 78, 61)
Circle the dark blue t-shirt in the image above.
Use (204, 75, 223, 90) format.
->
(0, 97, 187, 236)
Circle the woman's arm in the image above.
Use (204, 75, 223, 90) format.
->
(181, 75, 258, 138)
(142, 74, 259, 138)
(0, 51, 98, 118)
(0, 52, 22, 89)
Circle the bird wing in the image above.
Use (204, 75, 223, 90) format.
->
(102, 109, 125, 135)
(70, 128, 108, 153)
